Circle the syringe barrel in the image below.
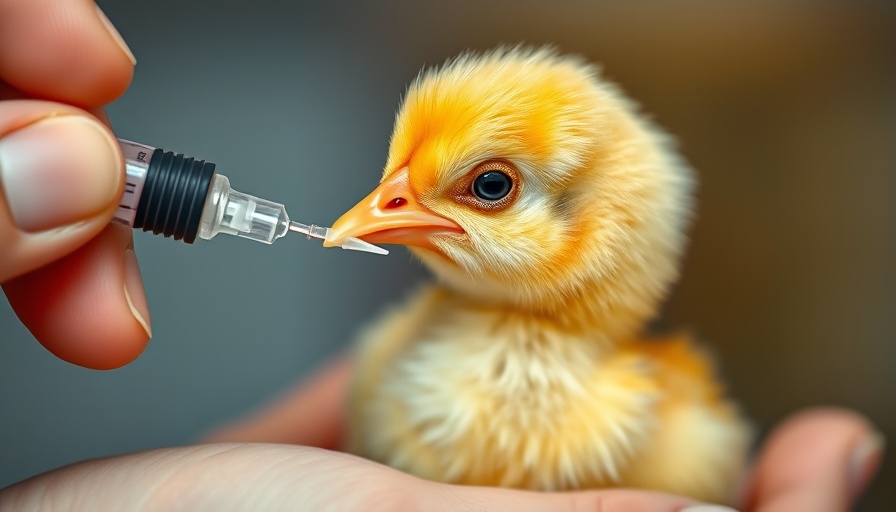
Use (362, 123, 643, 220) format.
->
(111, 139, 387, 254)
(197, 173, 290, 244)
(114, 139, 216, 243)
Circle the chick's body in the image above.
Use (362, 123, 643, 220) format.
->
(333, 48, 750, 502)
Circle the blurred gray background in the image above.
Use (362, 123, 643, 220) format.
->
(1, 0, 893, 509)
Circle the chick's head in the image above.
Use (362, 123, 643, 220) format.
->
(327, 48, 694, 334)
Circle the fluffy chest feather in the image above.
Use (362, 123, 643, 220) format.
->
(349, 289, 662, 490)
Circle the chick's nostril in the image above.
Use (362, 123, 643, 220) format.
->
(384, 197, 408, 209)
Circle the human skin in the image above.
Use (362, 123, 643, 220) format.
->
(0, 356, 884, 512)
(1, 0, 148, 370)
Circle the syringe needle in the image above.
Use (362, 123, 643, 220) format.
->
(338, 236, 390, 255)
(288, 221, 388, 255)
(287, 221, 329, 240)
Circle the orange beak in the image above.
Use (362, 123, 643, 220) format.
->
(323, 167, 464, 249)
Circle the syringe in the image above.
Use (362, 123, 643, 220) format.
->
(112, 139, 387, 255)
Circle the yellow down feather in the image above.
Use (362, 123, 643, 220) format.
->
(344, 47, 751, 503)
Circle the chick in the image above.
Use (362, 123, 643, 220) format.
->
(325, 47, 750, 503)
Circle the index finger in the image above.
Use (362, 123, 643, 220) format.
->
(0, 0, 135, 108)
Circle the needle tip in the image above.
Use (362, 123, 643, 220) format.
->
(340, 237, 389, 255)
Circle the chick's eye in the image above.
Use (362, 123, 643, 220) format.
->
(453, 160, 520, 211)
(472, 171, 513, 201)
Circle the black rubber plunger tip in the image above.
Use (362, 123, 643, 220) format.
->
(133, 149, 216, 243)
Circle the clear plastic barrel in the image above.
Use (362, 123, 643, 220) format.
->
(198, 174, 289, 244)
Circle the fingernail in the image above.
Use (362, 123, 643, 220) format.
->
(95, 5, 137, 65)
(0, 116, 122, 233)
(681, 506, 740, 512)
(124, 249, 152, 338)
(849, 430, 885, 497)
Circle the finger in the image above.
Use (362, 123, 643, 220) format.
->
(0, 79, 115, 125)
(204, 356, 353, 449)
(4, 224, 151, 370)
(0, 0, 135, 108)
(744, 408, 884, 512)
(0, 100, 124, 283)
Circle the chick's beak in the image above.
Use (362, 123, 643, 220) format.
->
(324, 167, 463, 249)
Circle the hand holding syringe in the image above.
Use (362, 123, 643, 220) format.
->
(114, 139, 387, 255)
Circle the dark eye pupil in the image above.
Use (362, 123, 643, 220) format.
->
(472, 171, 512, 201)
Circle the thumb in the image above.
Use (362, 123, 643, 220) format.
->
(0, 99, 123, 282)
(744, 408, 883, 512)
(1, 99, 150, 370)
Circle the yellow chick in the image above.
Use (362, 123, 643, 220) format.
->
(325, 47, 751, 503)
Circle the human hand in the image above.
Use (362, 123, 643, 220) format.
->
(0, 358, 882, 511)
(0, 417, 880, 512)
(205, 357, 884, 512)
(0, 443, 732, 512)
(0, 0, 150, 369)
